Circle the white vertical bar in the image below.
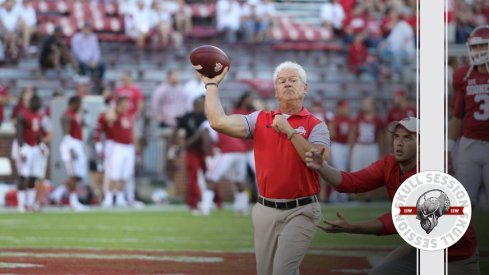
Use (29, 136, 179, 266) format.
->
(419, 0, 446, 274)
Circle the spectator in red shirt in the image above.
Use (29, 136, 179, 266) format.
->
(342, 4, 366, 44)
(338, 0, 356, 17)
(347, 32, 379, 80)
(305, 117, 480, 274)
(364, 8, 383, 48)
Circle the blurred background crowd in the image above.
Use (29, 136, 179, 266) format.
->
(0, 0, 470, 211)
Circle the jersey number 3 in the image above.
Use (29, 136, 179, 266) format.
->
(474, 94, 489, 121)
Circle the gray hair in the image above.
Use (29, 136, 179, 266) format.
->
(273, 61, 307, 86)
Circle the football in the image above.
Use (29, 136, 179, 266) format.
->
(189, 45, 230, 78)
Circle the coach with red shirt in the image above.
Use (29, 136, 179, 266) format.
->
(305, 117, 480, 274)
(202, 61, 330, 275)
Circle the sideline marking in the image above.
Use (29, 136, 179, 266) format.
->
(0, 262, 43, 268)
(0, 252, 223, 263)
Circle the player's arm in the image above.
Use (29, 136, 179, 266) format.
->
(201, 68, 248, 139)
(287, 119, 330, 162)
(107, 110, 116, 127)
(41, 116, 53, 144)
(132, 119, 140, 153)
(318, 211, 384, 235)
(137, 95, 144, 116)
(200, 127, 214, 156)
(306, 147, 386, 192)
(305, 148, 342, 187)
(447, 117, 462, 150)
(184, 127, 204, 149)
(328, 120, 337, 140)
(61, 116, 71, 136)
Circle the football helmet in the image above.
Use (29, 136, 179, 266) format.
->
(466, 25, 489, 66)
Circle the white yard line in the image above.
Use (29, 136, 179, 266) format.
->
(0, 251, 223, 263)
(0, 262, 43, 268)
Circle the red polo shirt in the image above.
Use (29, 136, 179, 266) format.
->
(336, 155, 477, 262)
(251, 107, 326, 199)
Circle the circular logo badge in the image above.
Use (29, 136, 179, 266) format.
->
(391, 171, 472, 251)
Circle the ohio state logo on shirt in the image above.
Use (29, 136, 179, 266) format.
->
(392, 171, 471, 251)
(295, 126, 306, 135)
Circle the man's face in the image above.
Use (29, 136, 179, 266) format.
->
(118, 99, 130, 113)
(5, 0, 14, 10)
(168, 71, 178, 85)
(393, 94, 404, 106)
(73, 101, 81, 112)
(30, 97, 42, 112)
(393, 126, 417, 163)
(470, 43, 488, 57)
(274, 69, 307, 102)
(82, 26, 91, 36)
(122, 73, 132, 85)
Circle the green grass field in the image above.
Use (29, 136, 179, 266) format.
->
(0, 204, 404, 251)
(0, 203, 487, 272)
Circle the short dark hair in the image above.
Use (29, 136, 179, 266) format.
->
(68, 96, 81, 106)
(116, 96, 128, 105)
(30, 94, 42, 111)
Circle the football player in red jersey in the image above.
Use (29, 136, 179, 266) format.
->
(60, 96, 87, 211)
(15, 95, 48, 212)
(448, 25, 489, 209)
(101, 96, 137, 207)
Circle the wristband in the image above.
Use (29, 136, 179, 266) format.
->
(447, 139, 456, 152)
(287, 129, 297, 140)
(205, 82, 218, 89)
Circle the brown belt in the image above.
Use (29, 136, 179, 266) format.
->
(258, 195, 318, 210)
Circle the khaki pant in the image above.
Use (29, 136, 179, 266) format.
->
(252, 201, 321, 275)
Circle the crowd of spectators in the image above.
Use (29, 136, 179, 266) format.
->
(216, 0, 276, 43)
(448, 0, 489, 44)
(322, 0, 417, 80)
(0, 0, 38, 63)
(0, 0, 435, 83)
